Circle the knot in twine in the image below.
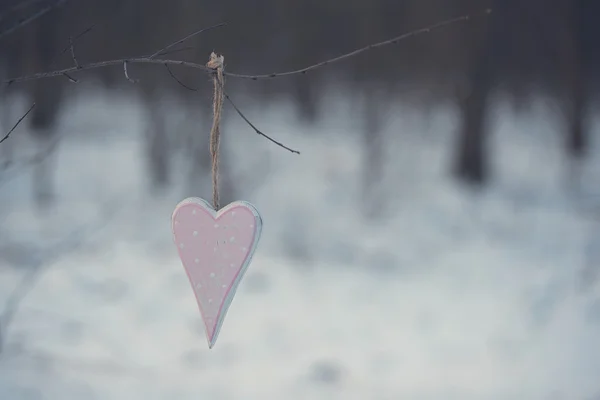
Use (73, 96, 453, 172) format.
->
(206, 52, 225, 210)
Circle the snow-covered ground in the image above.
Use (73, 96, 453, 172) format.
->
(0, 88, 600, 400)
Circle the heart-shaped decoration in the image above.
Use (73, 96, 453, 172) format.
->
(172, 197, 263, 349)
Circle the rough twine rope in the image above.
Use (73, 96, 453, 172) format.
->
(206, 52, 225, 210)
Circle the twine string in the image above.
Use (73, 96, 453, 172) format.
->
(206, 52, 225, 210)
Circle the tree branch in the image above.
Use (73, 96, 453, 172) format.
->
(48, 0, 131, 68)
(163, 64, 301, 153)
(0, 103, 36, 144)
(1, 1, 131, 138)
(0, 0, 68, 40)
(226, 10, 491, 80)
(5, 57, 213, 84)
(224, 93, 300, 154)
(148, 22, 226, 59)
(0, 0, 48, 22)
(4, 10, 491, 85)
(0, 10, 491, 150)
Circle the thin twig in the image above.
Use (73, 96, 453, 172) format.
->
(49, 23, 98, 67)
(123, 61, 137, 83)
(62, 72, 78, 82)
(0, 103, 36, 144)
(48, 0, 131, 68)
(164, 64, 197, 91)
(5, 11, 491, 85)
(148, 22, 226, 59)
(164, 64, 300, 154)
(156, 46, 196, 58)
(225, 93, 300, 154)
(69, 36, 79, 68)
(0, 0, 68, 40)
(0, 0, 47, 20)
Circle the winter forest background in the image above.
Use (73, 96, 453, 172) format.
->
(1, 0, 600, 399)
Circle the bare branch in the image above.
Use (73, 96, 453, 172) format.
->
(0, 0, 47, 22)
(225, 10, 491, 80)
(123, 61, 137, 83)
(47, 0, 131, 67)
(62, 72, 78, 82)
(164, 64, 300, 153)
(69, 36, 79, 68)
(0, 0, 68, 40)
(164, 64, 197, 91)
(225, 93, 300, 154)
(0, 103, 35, 144)
(156, 46, 196, 58)
(4, 10, 491, 85)
(1, 10, 490, 150)
(5, 57, 212, 84)
(48, 24, 97, 67)
(148, 22, 226, 59)
(0, 1, 129, 142)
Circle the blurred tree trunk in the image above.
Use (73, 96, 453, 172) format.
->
(144, 95, 170, 190)
(0, 91, 13, 170)
(453, 14, 493, 185)
(28, 11, 63, 208)
(361, 85, 386, 218)
(562, 0, 586, 158)
(292, 76, 320, 124)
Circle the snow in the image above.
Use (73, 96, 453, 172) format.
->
(0, 88, 600, 400)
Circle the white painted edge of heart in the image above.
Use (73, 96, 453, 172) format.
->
(171, 197, 263, 349)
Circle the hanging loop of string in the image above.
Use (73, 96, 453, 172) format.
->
(206, 52, 225, 210)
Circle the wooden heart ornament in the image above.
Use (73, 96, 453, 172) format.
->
(172, 197, 263, 348)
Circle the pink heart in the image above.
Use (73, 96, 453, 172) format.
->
(171, 197, 262, 349)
